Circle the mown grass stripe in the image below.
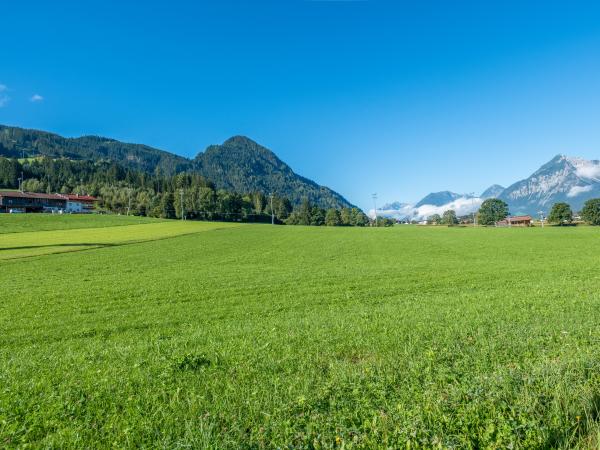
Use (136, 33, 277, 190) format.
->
(0, 220, 241, 260)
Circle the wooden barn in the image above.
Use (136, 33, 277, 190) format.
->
(496, 215, 532, 227)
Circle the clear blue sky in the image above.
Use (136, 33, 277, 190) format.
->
(2, 1, 600, 210)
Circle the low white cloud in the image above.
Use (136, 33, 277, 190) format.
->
(370, 202, 414, 219)
(30, 94, 44, 102)
(375, 196, 484, 220)
(566, 156, 600, 180)
(415, 197, 483, 218)
(575, 165, 600, 180)
(567, 185, 593, 197)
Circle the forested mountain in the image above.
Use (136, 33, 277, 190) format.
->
(0, 125, 191, 175)
(194, 136, 353, 209)
(0, 155, 370, 226)
(0, 125, 353, 208)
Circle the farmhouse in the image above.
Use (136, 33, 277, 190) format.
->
(496, 215, 532, 227)
(0, 191, 67, 213)
(0, 191, 98, 213)
(60, 194, 98, 213)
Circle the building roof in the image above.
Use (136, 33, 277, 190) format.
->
(0, 191, 66, 200)
(60, 194, 98, 202)
(0, 191, 98, 202)
(507, 215, 532, 221)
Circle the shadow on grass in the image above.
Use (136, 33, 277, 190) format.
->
(0, 227, 231, 260)
(0, 243, 116, 251)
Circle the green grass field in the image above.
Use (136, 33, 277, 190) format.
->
(1, 216, 600, 448)
(0, 218, 239, 259)
(0, 213, 166, 234)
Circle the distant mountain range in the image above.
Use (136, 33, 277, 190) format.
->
(0, 125, 353, 209)
(4, 124, 598, 216)
(378, 155, 600, 219)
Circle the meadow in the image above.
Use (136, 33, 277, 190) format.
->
(1, 215, 600, 448)
(0, 213, 166, 234)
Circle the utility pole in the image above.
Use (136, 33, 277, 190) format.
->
(269, 192, 274, 225)
(372, 193, 378, 227)
(180, 189, 185, 220)
(469, 192, 476, 227)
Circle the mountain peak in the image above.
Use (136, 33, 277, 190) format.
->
(415, 191, 463, 207)
(222, 135, 260, 148)
(481, 184, 505, 198)
(200, 136, 280, 164)
(499, 154, 600, 214)
(534, 154, 600, 180)
(0, 124, 354, 209)
(195, 136, 354, 208)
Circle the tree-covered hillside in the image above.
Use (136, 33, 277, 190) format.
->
(0, 125, 354, 209)
(0, 155, 369, 226)
(0, 125, 191, 175)
(195, 136, 353, 209)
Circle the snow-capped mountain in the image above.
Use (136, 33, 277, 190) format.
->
(376, 155, 600, 219)
(379, 201, 412, 210)
(499, 155, 600, 214)
(481, 184, 505, 199)
(415, 191, 468, 207)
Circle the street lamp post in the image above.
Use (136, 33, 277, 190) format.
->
(372, 193, 378, 227)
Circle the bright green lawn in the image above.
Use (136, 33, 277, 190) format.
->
(0, 219, 239, 259)
(0, 213, 166, 234)
(1, 219, 600, 448)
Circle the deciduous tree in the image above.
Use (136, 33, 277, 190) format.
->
(325, 208, 341, 226)
(478, 198, 509, 225)
(581, 198, 600, 225)
(427, 214, 441, 225)
(442, 210, 458, 225)
(548, 202, 573, 225)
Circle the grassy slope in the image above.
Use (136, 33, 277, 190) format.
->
(0, 214, 166, 234)
(1, 224, 600, 448)
(0, 219, 239, 259)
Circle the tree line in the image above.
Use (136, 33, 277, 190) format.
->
(0, 156, 371, 226)
(547, 199, 600, 225)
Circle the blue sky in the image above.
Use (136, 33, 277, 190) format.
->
(2, 1, 600, 210)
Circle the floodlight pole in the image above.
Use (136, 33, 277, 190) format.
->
(470, 192, 476, 227)
(372, 193, 378, 227)
(270, 192, 274, 225)
(180, 189, 185, 220)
